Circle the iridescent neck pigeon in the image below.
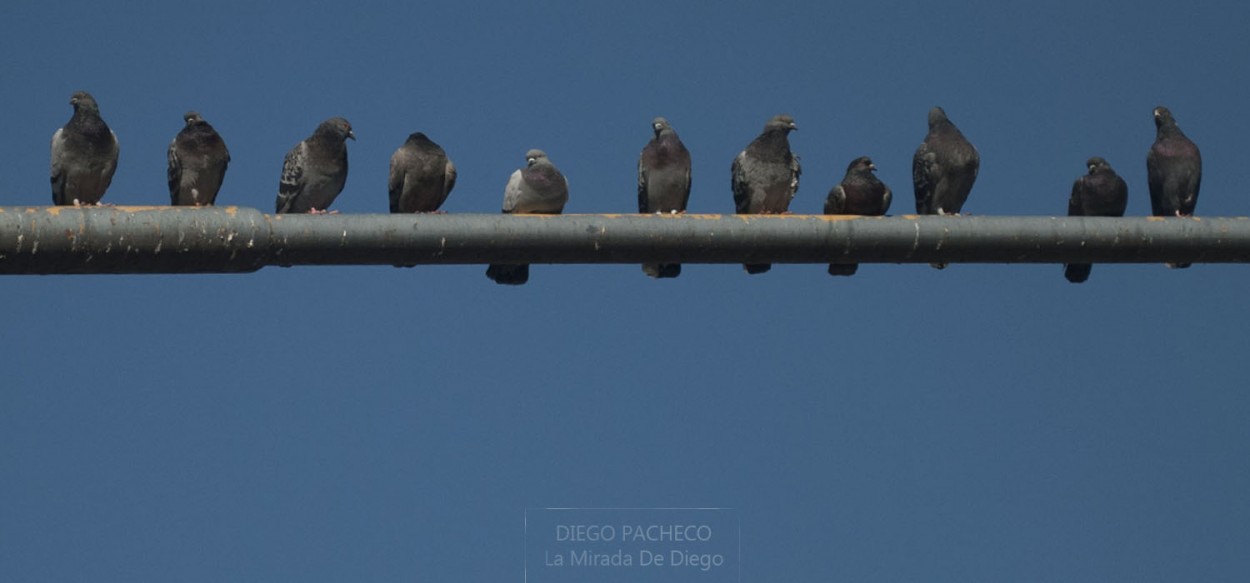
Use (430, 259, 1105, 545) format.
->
(486, 149, 569, 285)
(51, 91, 119, 206)
(732, 114, 800, 275)
(275, 117, 355, 214)
(638, 117, 692, 279)
(168, 111, 230, 206)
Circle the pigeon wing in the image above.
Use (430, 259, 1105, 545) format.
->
(387, 147, 406, 213)
(442, 159, 457, 208)
(167, 137, 182, 205)
(502, 169, 525, 213)
(788, 153, 801, 201)
(50, 129, 67, 205)
(825, 183, 846, 214)
(912, 142, 934, 214)
(637, 155, 650, 214)
(731, 151, 750, 214)
(275, 142, 306, 213)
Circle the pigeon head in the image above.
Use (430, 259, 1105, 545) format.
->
(183, 111, 207, 127)
(651, 117, 672, 137)
(848, 156, 876, 173)
(1086, 157, 1111, 173)
(1153, 106, 1176, 129)
(317, 117, 356, 141)
(69, 91, 100, 113)
(764, 114, 797, 133)
(525, 149, 549, 166)
(927, 107, 951, 128)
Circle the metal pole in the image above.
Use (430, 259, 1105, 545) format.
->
(1, 205, 1248, 275)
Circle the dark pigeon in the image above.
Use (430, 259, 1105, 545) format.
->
(913, 106, 979, 269)
(638, 117, 692, 278)
(1147, 106, 1202, 269)
(50, 91, 119, 206)
(486, 149, 569, 285)
(168, 111, 230, 206)
(825, 156, 892, 276)
(1064, 157, 1128, 283)
(731, 114, 800, 274)
(274, 117, 355, 214)
(389, 132, 456, 213)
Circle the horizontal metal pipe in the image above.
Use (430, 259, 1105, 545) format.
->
(0, 205, 1248, 274)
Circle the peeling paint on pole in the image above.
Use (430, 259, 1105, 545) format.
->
(0, 206, 1248, 274)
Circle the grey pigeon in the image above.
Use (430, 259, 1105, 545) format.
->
(50, 91, 119, 206)
(1065, 157, 1128, 283)
(274, 117, 355, 214)
(1147, 106, 1202, 269)
(486, 149, 569, 285)
(731, 114, 800, 274)
(168, 111, 230, 206)
(389, 132, 456, 213)
(825, 156, 892, 276)
(638, 117, 692, 278)
(913, 106, 979, 268)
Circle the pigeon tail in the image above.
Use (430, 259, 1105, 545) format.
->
(643, 263, 681, 279)
(1064, 263, 1092, 283)
(827, 263, 859, 277)
(487, 264, 530, 285)
(744, 263, 772, 275)
(1166, 262, 1192, 269)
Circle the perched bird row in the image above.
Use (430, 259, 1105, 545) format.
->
(49, 92, 1202, 285)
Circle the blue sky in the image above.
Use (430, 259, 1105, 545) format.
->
(2, 1, 1249, 581)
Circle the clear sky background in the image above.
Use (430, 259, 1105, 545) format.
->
(2, 1, 1249, 581)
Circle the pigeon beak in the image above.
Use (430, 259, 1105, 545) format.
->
(790, 123, 798, 131)
(868, 163, 877, 171)
(347, 129, 357, 141)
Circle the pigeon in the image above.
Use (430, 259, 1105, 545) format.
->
(912, 106, 979, 268)
(1147, 106, 1202, 269)
(825, 156, 892, 276)
(274, 117, 355, 214)
(638, 117, 692, 279)
(486, 149, 569, 285)
(168, 111, 230, 206)
(388, 132, 456, 213)
(50, 91, 119, 206)
(1064, 157, 1128, 283)
(731, 114, 800, 274)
